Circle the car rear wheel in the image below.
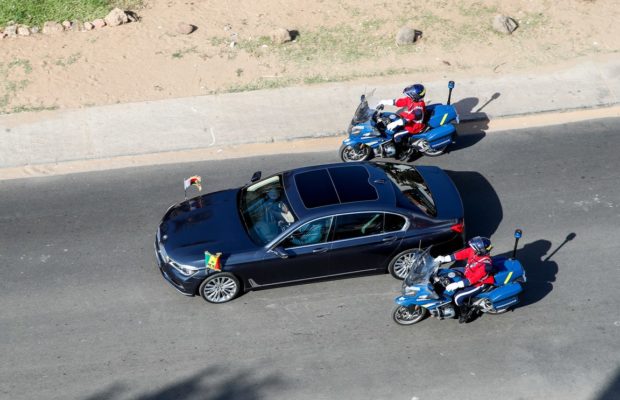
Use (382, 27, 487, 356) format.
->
(199, 273, 240, 304)
(388, 249, 424, 280)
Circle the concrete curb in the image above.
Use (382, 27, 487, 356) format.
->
(1, 58, 619, 169)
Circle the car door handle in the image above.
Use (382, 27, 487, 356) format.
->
(382, 236, 397, 243)
(312, 247, 328, 253)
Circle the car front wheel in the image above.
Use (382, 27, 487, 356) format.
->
(199, 273, 240, 304)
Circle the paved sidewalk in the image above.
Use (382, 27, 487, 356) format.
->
(1, 57, 619, 169)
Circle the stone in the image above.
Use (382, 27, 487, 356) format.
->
(176, 22, 196, 35)
(42, 21, 64, 35)
(30, 26, 39, 34)
(395, 26, 418, 45)
(17, 26, 30, 36)
(70, 20, 84, 32)
(92, 19, 106, 29)
(84, 22, 94, 31)
(104, 8, 128, 27)
(492, 15, 518, 34)
(4, 25, 17, 37)
(270, 28, 291, 44)
(62, 20, 71, 29)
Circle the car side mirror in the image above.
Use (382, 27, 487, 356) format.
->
(250, 171, 262, 183)
(271, 246, 288, 259)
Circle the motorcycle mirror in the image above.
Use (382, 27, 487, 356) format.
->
(250, 171, 262, 183)
(448, 81, 455, 89)
(360, 94, 366, 102)
(377, 104, 384, 110)
(514, 229, 522, 239)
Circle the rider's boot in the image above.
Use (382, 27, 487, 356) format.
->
(458, 304, 470, 323)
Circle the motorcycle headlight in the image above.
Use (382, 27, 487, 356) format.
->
(404, 286, 419, 296)
(350, 125, 364, 135)
(170, 261, 200, 276)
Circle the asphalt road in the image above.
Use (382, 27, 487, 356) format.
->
(1, 118, 619, 400)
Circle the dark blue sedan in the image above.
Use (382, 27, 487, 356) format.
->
(155, 161, 465, 303)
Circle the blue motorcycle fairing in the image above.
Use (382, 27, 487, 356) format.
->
(476, 282, 523, 303)
(427, 104, 459, 128)
(492, 258, 526, 285)
(421, 124, 456, 149)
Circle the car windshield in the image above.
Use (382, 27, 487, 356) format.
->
(374, 162, 437, 217)
(403, 248, 439, 288)
(239, 175, 298, 245)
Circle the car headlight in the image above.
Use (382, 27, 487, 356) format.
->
(170, 261, 200, 276)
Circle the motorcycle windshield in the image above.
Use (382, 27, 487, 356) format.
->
(348, 91, 377, 132)
(403, 249, 438, 287)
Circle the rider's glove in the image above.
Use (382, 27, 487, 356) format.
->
(378, 99, 393, 107)
(434, 255, 452, 264)
(446, 281, 465, 292)
(387, 119, 404, 131)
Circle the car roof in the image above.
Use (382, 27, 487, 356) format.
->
(282, 162, 398, 220)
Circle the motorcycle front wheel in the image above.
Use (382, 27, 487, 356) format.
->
(339, 143, 372, 162)
(392, 305, 428, 325)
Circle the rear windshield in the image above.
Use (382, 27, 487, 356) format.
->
(374, 163, 437, 217)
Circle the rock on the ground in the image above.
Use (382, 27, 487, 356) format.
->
(84, 22, 94, 31)
(176, 22, 196, 35)
(105, 8, 129, 27)
(492, 15, 518, 34)
(92, 19, 106, 29)
(62, 20, 71, 29)
(395, 26, 418, 45)
(42, 21, 64, 35)
(30, 26, 39, 34)
(70, 20, 83, 31)
(270, 28, 291, 44)
(4, 24, 17, 37)
(17, 26, 30, 36)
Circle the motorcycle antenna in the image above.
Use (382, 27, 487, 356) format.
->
(512, 229, 523, 259)
(447, 81, 455, 105)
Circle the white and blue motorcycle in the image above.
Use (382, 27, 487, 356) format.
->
(339, 81, 459, 162)
(392, 230, 526, 325)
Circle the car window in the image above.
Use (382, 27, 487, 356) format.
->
(239, 175, 298, 245)
(384, 213, 406, 232)
(280, 217, 333, 248)
(333, 212, 383, 241)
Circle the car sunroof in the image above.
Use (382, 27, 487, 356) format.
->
(295, 166, 377, 208)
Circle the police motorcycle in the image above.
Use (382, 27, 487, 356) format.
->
(339, 81, 459, 162)
(392, 229, 526, 326)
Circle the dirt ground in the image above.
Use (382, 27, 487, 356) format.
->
(1, 0, 619, 114)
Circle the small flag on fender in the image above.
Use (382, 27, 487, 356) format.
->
(205, 251, 222, 271)
(184, 175, 202, 191)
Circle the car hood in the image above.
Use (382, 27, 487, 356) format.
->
(415, 166, 464, 220)
(158, 189, 257, 264)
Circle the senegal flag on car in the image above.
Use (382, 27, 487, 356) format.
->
(205, 251, 222, 271)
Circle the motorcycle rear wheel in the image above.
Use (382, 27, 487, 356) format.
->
(422, 144, 448, 157)
(339, 143, 372, 162)
(392, 305, 428, 325)
(487, 308, 509, 315)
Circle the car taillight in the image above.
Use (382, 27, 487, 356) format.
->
(450, 221, 464, 233)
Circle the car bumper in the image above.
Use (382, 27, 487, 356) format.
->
(154, 237, 202, 296)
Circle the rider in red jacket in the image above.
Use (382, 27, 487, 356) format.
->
(435, 236, 494, 323)
(378, 83, 427, 145)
